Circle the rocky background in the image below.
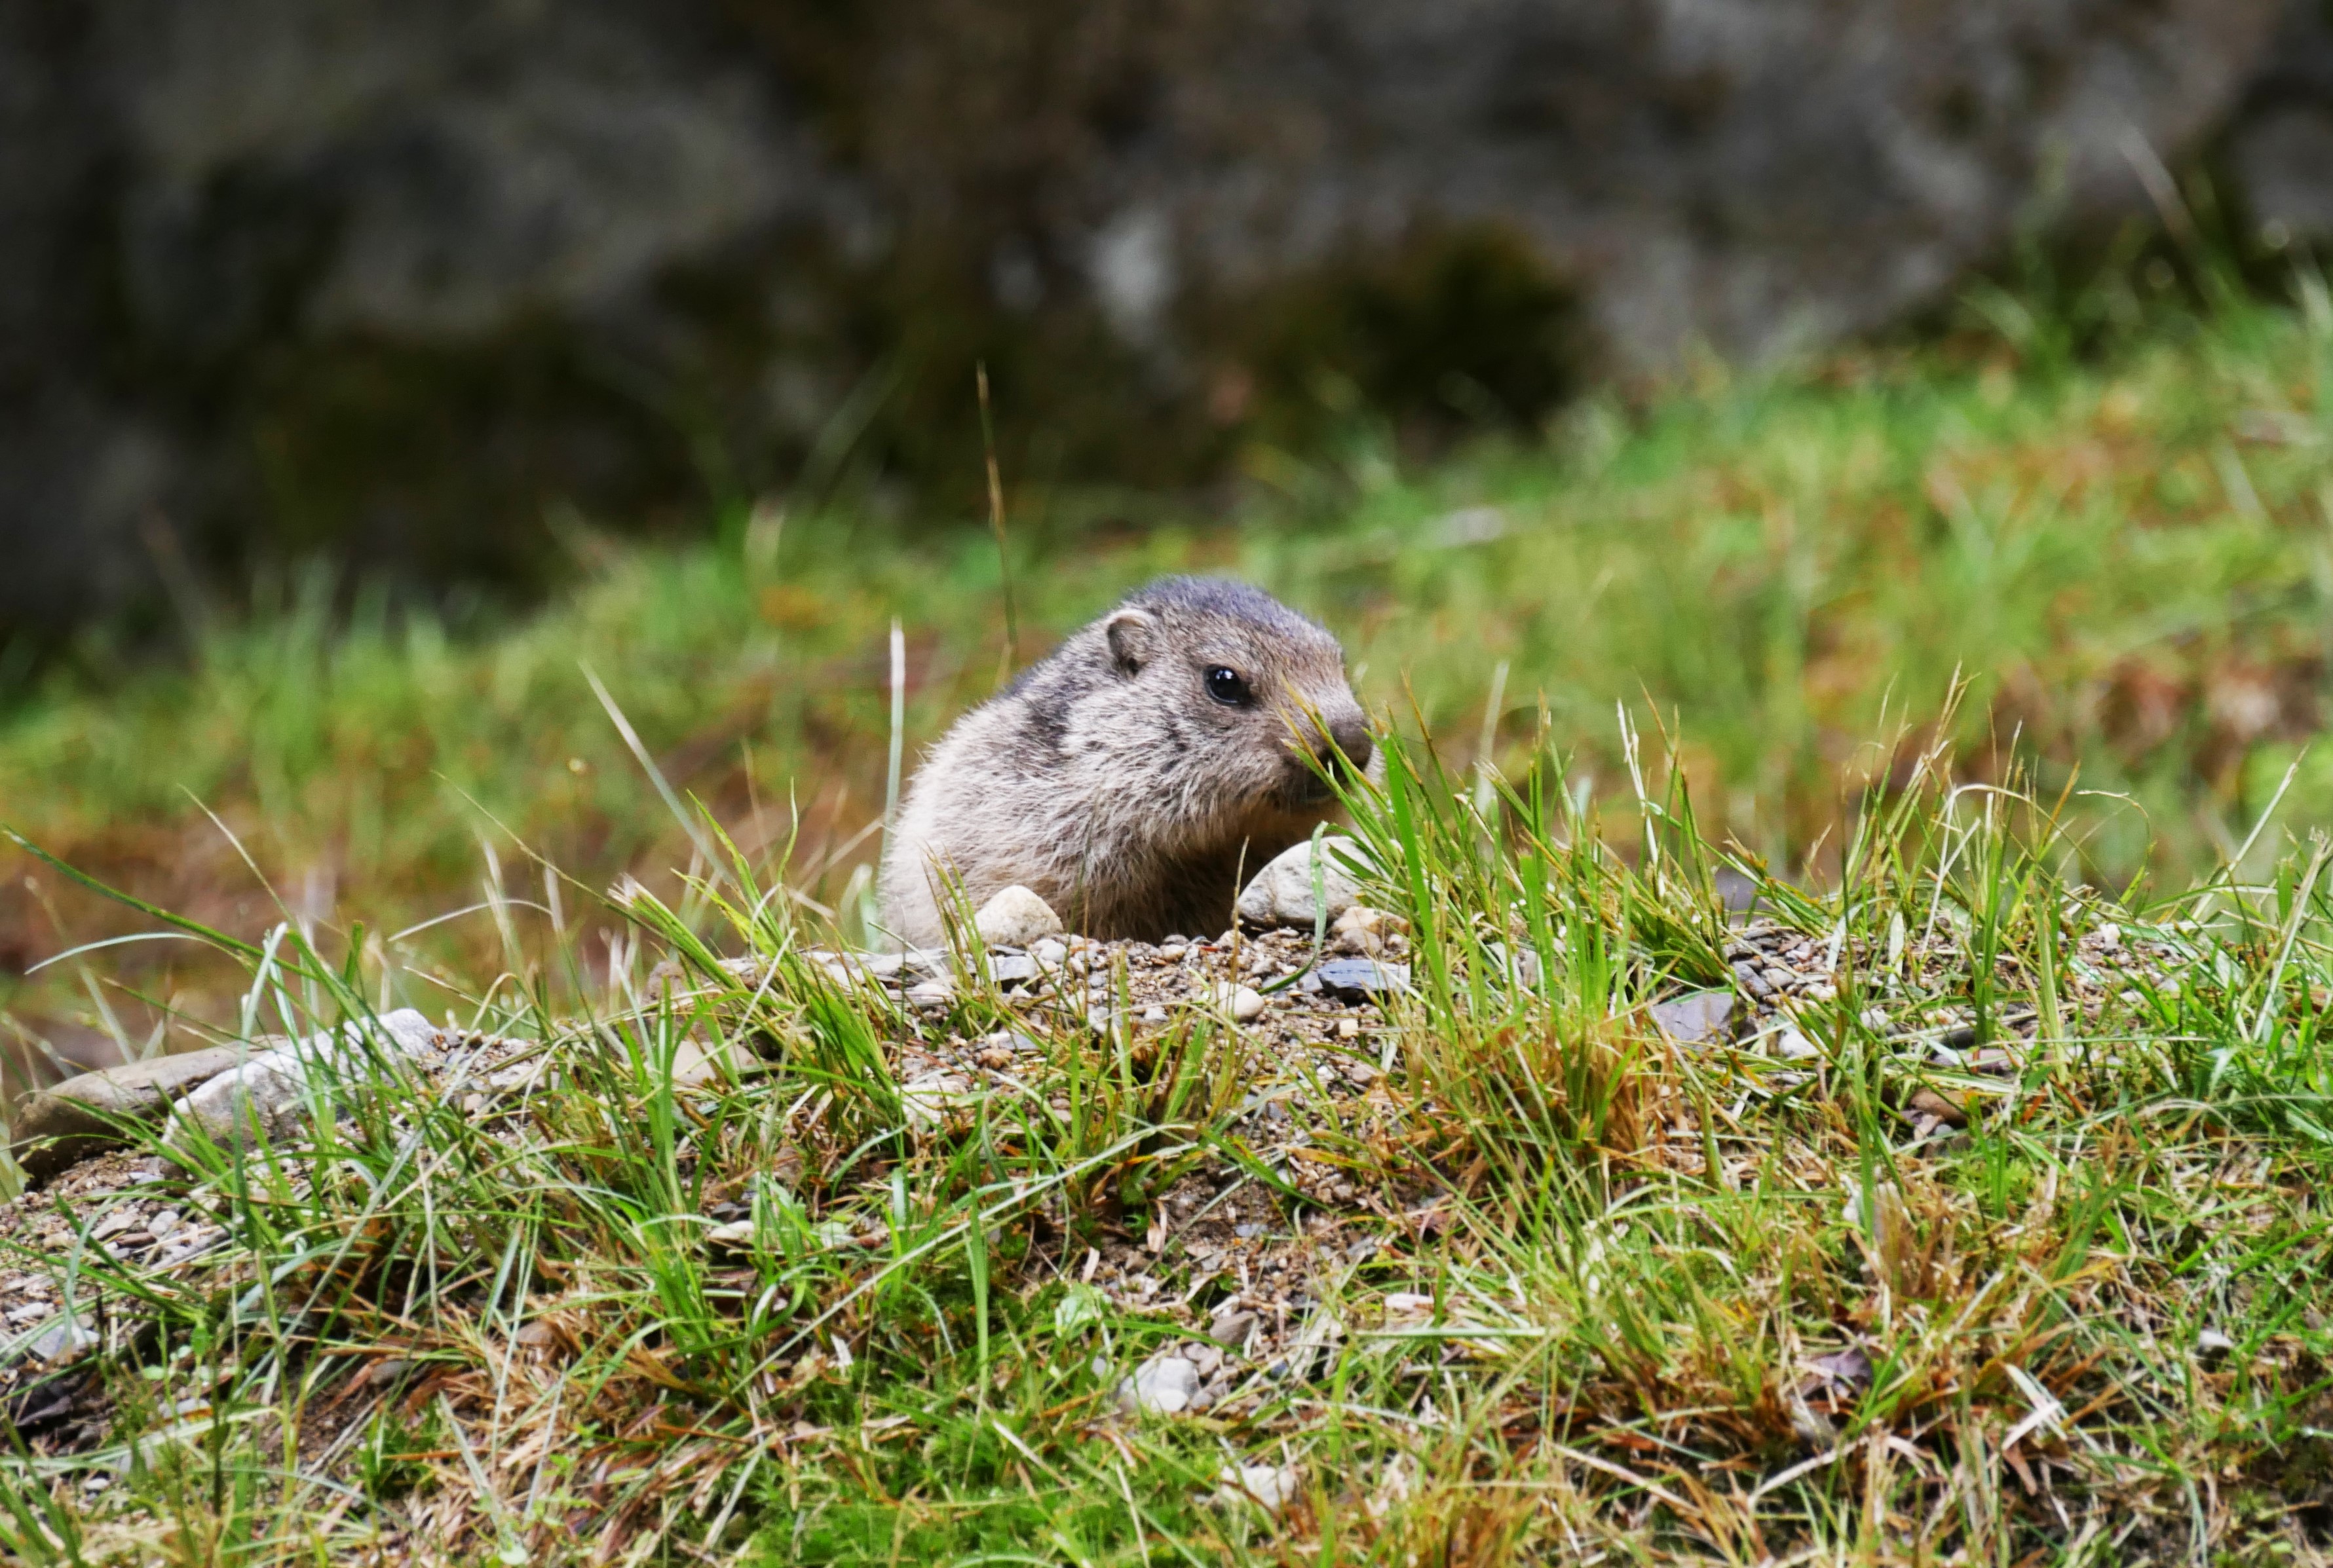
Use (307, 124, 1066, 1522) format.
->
(7, 0, 2332, 643)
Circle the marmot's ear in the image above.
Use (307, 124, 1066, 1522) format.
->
(1105, 608, 1155, 675)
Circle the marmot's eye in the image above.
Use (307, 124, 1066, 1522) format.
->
(1205, 666, 1251, 706)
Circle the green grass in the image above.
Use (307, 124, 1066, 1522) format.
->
(7, 269, 2333, 1561)
(3, 726, 2332, 1563)
(9, 271, 2333, 1053)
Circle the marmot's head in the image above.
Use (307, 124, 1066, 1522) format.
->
(1086, 576, 1375, 825)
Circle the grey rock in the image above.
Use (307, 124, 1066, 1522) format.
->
(1773, 1026, 1823, 1061)
(0, 0, 2308, 644)
(904, 977, 955, 1009)
(1316, 959, 1411, 1002)
(838, 951, 907, 982)
(2225, 1, 2333, 241)
(89, 1208, 142, 1242)
(9, 1045, 247, 1182)
(1650, 990, 1736, 1047)
(1803, 1346, 1875, 1394)
(164, 1009, 440, 1157)
(900, 948, 952, 979)
(21, 1313, 98, 1365)
(1238, 837, 1367, 929)
(983, 954, 1040, 986)
(1118, 1353, 1203, 1415)
(1209, 1309, 1259, 1349)
(900, 1071, 976, 1131)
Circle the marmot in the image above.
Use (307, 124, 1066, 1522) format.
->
(878, 577, 1376, 946)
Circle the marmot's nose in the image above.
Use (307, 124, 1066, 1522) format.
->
(1321, 715, 1373, 775)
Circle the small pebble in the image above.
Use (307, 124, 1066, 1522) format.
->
(1215, 984, 1267, 1022)
(1118, 1354, 1202, 1415)
(1650, 990, 1734, 1047)
(1317, 959, 1409, 1001)
(706, 1221, 756, 1254)
(1210, 1309, 1258, 1347)
(1774, 1026, 1822, 1060)
(974, 886, 1064, 948)
(90, 1210, 142, 1242)
(1213, 1463, 1303, 1515)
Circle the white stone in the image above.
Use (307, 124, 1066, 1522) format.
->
(974, 885, 1064, 948)
(705, 1221, 756, 1253)
(1482, 940, 1541, 989)
(901, 1072, 976, 1132)
(1236, 836, 1367, 928)
(1117, 1353, 1202, 1415)
(1213, 1463, 1303, 1514)
(1214, 984, 1267, 1022)
(670, 1037, 766, 1089)
(89, 1209, 141, 1241)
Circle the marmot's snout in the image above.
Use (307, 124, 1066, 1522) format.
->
(1284, 705, 1375, 804)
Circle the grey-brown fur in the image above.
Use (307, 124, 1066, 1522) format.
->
(878, 578, 1376, 946)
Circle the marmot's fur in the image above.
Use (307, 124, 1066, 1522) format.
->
(878, 577, 1375, 945)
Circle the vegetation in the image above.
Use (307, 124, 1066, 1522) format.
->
(4, 267, 2333, 1560)
(3, 725, 2332, 1562)
(10, 265, 2333, 1053)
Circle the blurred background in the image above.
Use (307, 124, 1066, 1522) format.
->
(9, 0, 2333, 1089)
